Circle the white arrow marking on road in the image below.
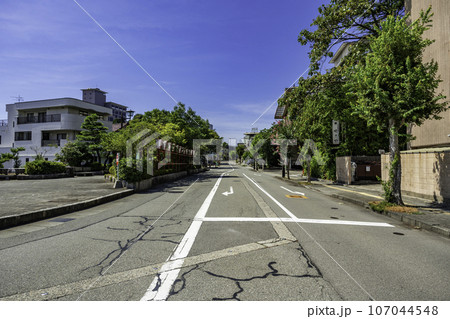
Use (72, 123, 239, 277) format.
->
(280, 186, 305, 196)
(222, 186, 234, 196)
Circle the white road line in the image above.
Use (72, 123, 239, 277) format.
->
(77, 177, 200, 301)
(243, 174, 298, 220)
(280, 186, 305, 196)
(197, 217, 394, 228)
(242, 173, 379, 301)
(141, 169, 232, 301)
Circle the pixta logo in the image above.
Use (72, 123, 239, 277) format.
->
(126, 129, 172, 176)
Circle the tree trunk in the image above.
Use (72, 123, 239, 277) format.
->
(282, 165, 285, 178)
(388, 119, 403, 205)
(287, 158, 290, 179)
(307, 162, 312, 183)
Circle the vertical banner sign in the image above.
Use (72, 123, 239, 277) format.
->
(116, 153, 120, 180)
(332, 120, 340, 145)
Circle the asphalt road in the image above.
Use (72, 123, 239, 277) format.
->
(0, 163, 449, 301)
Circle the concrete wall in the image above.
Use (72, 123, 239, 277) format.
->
(336, 156, 353, 184)
(409, 0, 450, 148)
(381, 149, 450, 202)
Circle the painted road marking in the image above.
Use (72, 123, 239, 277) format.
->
(197, 217, 394, 228)
(141, 169, 233, 301)
(1, 238, 293, 301)
(243, 172, 385, 300)
(323, 184, 383, 200)
(280, 186, 305, 196)
(243, 173, 297, 220)
(285, 195, 308, 199)
(222, 186, 234, 196)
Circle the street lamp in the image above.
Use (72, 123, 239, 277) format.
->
(126, 110, 135, 121)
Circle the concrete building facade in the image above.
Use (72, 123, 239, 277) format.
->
(380, 0, 450, 202)
(0, 88, 125, 168)
(407, 0, 450, 148)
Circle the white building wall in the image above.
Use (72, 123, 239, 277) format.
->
(0, 97, 113, 169)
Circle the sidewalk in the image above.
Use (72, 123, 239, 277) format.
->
(257, 167, 450, 239)
(0, 176, 133, 229)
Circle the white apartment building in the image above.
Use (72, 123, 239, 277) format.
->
(0, 88, 121, 168)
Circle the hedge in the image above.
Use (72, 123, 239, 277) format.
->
(25, 160, 67, 175)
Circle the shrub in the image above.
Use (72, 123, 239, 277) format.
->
(109, 165, 116, 176)
(90, 162, 104, 171)
(117, 158, 151, 183)
(25, 160, 67, 175)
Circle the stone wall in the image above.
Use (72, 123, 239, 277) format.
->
(381, 149, 450, 202)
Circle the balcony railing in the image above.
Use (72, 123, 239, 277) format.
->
(41, 139, 61, 147)
(17, 114, 61, 124)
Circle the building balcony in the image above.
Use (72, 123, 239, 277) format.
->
(41, 139, 61, 147)
(17, 114, 61, 124)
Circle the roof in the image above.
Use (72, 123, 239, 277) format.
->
(274, 105, 286, 119)
(274, 87, 293, 119)
(329, 42, 351, 65)
(6, 98, 112, 115)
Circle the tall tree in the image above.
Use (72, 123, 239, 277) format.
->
(77, 114, 108, 164)
(347, 9, 448, 204)
(298, 0, 404, 74)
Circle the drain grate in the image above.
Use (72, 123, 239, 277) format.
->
(393, 232, 405, 236)
(50, 218, 75, 223)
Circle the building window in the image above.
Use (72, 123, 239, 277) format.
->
(15, 131, 32, 141)
(0, 135, 2, 144)
(26, 158, 29, 163)
(80, 111, 89, 116)
(42, 132, 50, 140)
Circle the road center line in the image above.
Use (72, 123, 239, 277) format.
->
(141, 168, 232, 301)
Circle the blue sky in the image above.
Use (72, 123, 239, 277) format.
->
(0, 0, 331, 142)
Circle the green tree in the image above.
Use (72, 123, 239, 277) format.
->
(298, 0, 405, 74)
(251, 128, 278, 169)
(235, 144, 245, 164)
(56, 141, 92, 167)
(272, 118, 297, 179)
(347, 10, 448, 204)
(0, 147, 26, 169)
(76, 114, 108, 165)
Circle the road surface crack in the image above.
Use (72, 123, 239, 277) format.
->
(204, 261, 320, 301)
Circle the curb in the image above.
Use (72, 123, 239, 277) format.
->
(0, 168, 209, 231)
(0, 189, 134, 230)
(312, 188, 450, 239)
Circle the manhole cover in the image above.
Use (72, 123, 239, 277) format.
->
(50, 218, 75, 223)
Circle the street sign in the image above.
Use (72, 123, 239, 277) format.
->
(332, 120, 340, 145)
